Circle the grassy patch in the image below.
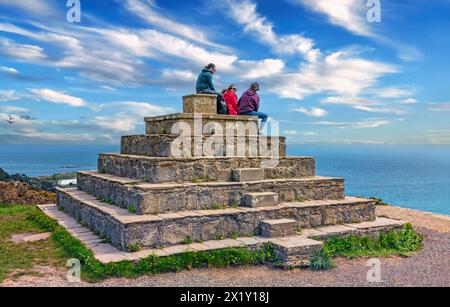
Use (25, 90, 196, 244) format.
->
(1, 204, 423, 282)
(0, 204, 66, 282)
(310, 224, 422, 270)
(24, 205, 277, 282)
(181, 236, 194, 245)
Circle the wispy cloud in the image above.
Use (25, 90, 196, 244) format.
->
(124, 0, 222, 48)
(429, 102, 450, 112)
(29, 89, 86, 107)
(292, 0, 422, 61)
(294, 107, 328, 117)
(0, 90, 20, 102)
(314, 119, 391, 129)
(226, 0, 320, 62)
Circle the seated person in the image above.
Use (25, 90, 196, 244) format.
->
(238, 82, 268, 130)
(196, 63, 227, 114)
(223, 85, 239, 115)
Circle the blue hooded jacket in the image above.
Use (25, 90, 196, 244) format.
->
(196, 68, 216, 93)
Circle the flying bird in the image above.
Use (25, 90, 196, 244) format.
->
(6, 115, 15, 124)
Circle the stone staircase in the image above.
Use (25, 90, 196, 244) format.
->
(43, 94, 405, 266)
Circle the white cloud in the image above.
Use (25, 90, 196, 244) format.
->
(88, 27, 238, 72)
(314, 119, 390, 129)
(424, 130, 450, 144)
(322, 96, 380, 106)
(0, 106, 29, 113)
(0, 38, 47, 61)
(1, 66, 19, 75)
(226, 0, 320, 62)
(376, 87, 415, 99)
(124, 0, 220, 48)
(295, 0, 373, 37)
(237, 59, 285, 79)
(284, 130, 298, 136)
(94, 115, 137, 132)
(162, 69, 196, 81)
(0, 90, 20, 102)
(273, 49, 398, 100)
(294, 107, 328, 117)
(429, 102, 450, 112)
(302, 131, 319, 136)
(29, 89, 86, 107)
(293, 0, 422, 61)
(0, 0, 57, 17)
(352, 105, 408, 115)
(108, 101, 175, 116)
(400, 98, 418, 105)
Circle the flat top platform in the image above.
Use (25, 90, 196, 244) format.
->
(144, 113, 259, 122)
(99, 153, 314, 161)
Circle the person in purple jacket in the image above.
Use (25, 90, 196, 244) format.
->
(238, 82, 268, 130)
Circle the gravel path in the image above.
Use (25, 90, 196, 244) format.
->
(2, 207, 449, 287)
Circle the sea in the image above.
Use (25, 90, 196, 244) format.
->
(0, 144, 449, 215)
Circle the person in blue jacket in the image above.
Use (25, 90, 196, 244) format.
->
(196, 63, 227, 114)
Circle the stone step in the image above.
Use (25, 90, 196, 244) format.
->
(77, 171, 345, 214)
(260, 219, 297, 237)
(243, 192, 278, 208)
(98, 154, 315, 183)
(232, 168, 265, 182)
(56, 188, 376, 251)
(121, 134, 286, 158)
(271, 237, 323, 268)
(145, 113, 259, 135)
(40, 203, 403, 265)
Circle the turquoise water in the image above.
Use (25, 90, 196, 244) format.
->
(0, 144, 449, 215)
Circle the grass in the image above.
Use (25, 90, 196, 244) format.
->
(127, 206, 137, 214)
(310, 224, 422, 270)
(181, 236, 194, 245)
(0, 204, 66, 282)
(127, 243, 141, 252)
(211, 203, 222, 210)
(96, 197, 114, 206)
(5, 204, 276, 282)
(0, 203, 424, 282)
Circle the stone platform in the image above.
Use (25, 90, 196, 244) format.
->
(145, 113, 259, 135)
(39, 204, 404, 265)
(121, 134, 286, 157)
(51, 94, 405, 267)
(98, 154, 315, 183)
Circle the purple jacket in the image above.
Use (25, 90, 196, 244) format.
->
(238, 89, 260, 114)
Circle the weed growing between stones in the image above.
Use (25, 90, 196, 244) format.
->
(127, 206, 137, 214)
(96, 197, 114, 205)
(211, 203, 222, 210)
(310, 223, 422, 271)
(181, 236, 194, 245)
(127, 243, 141, 252)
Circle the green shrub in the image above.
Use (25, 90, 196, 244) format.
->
(181, 236, 193, 245)
(322, 223, 422, 259)
(310, 249, 335, 271)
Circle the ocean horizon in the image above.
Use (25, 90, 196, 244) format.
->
(0, 144, 449, 216)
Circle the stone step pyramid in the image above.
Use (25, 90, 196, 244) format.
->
(53, 94, 404, 266)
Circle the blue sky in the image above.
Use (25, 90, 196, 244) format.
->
(0, 0, 449, 145)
